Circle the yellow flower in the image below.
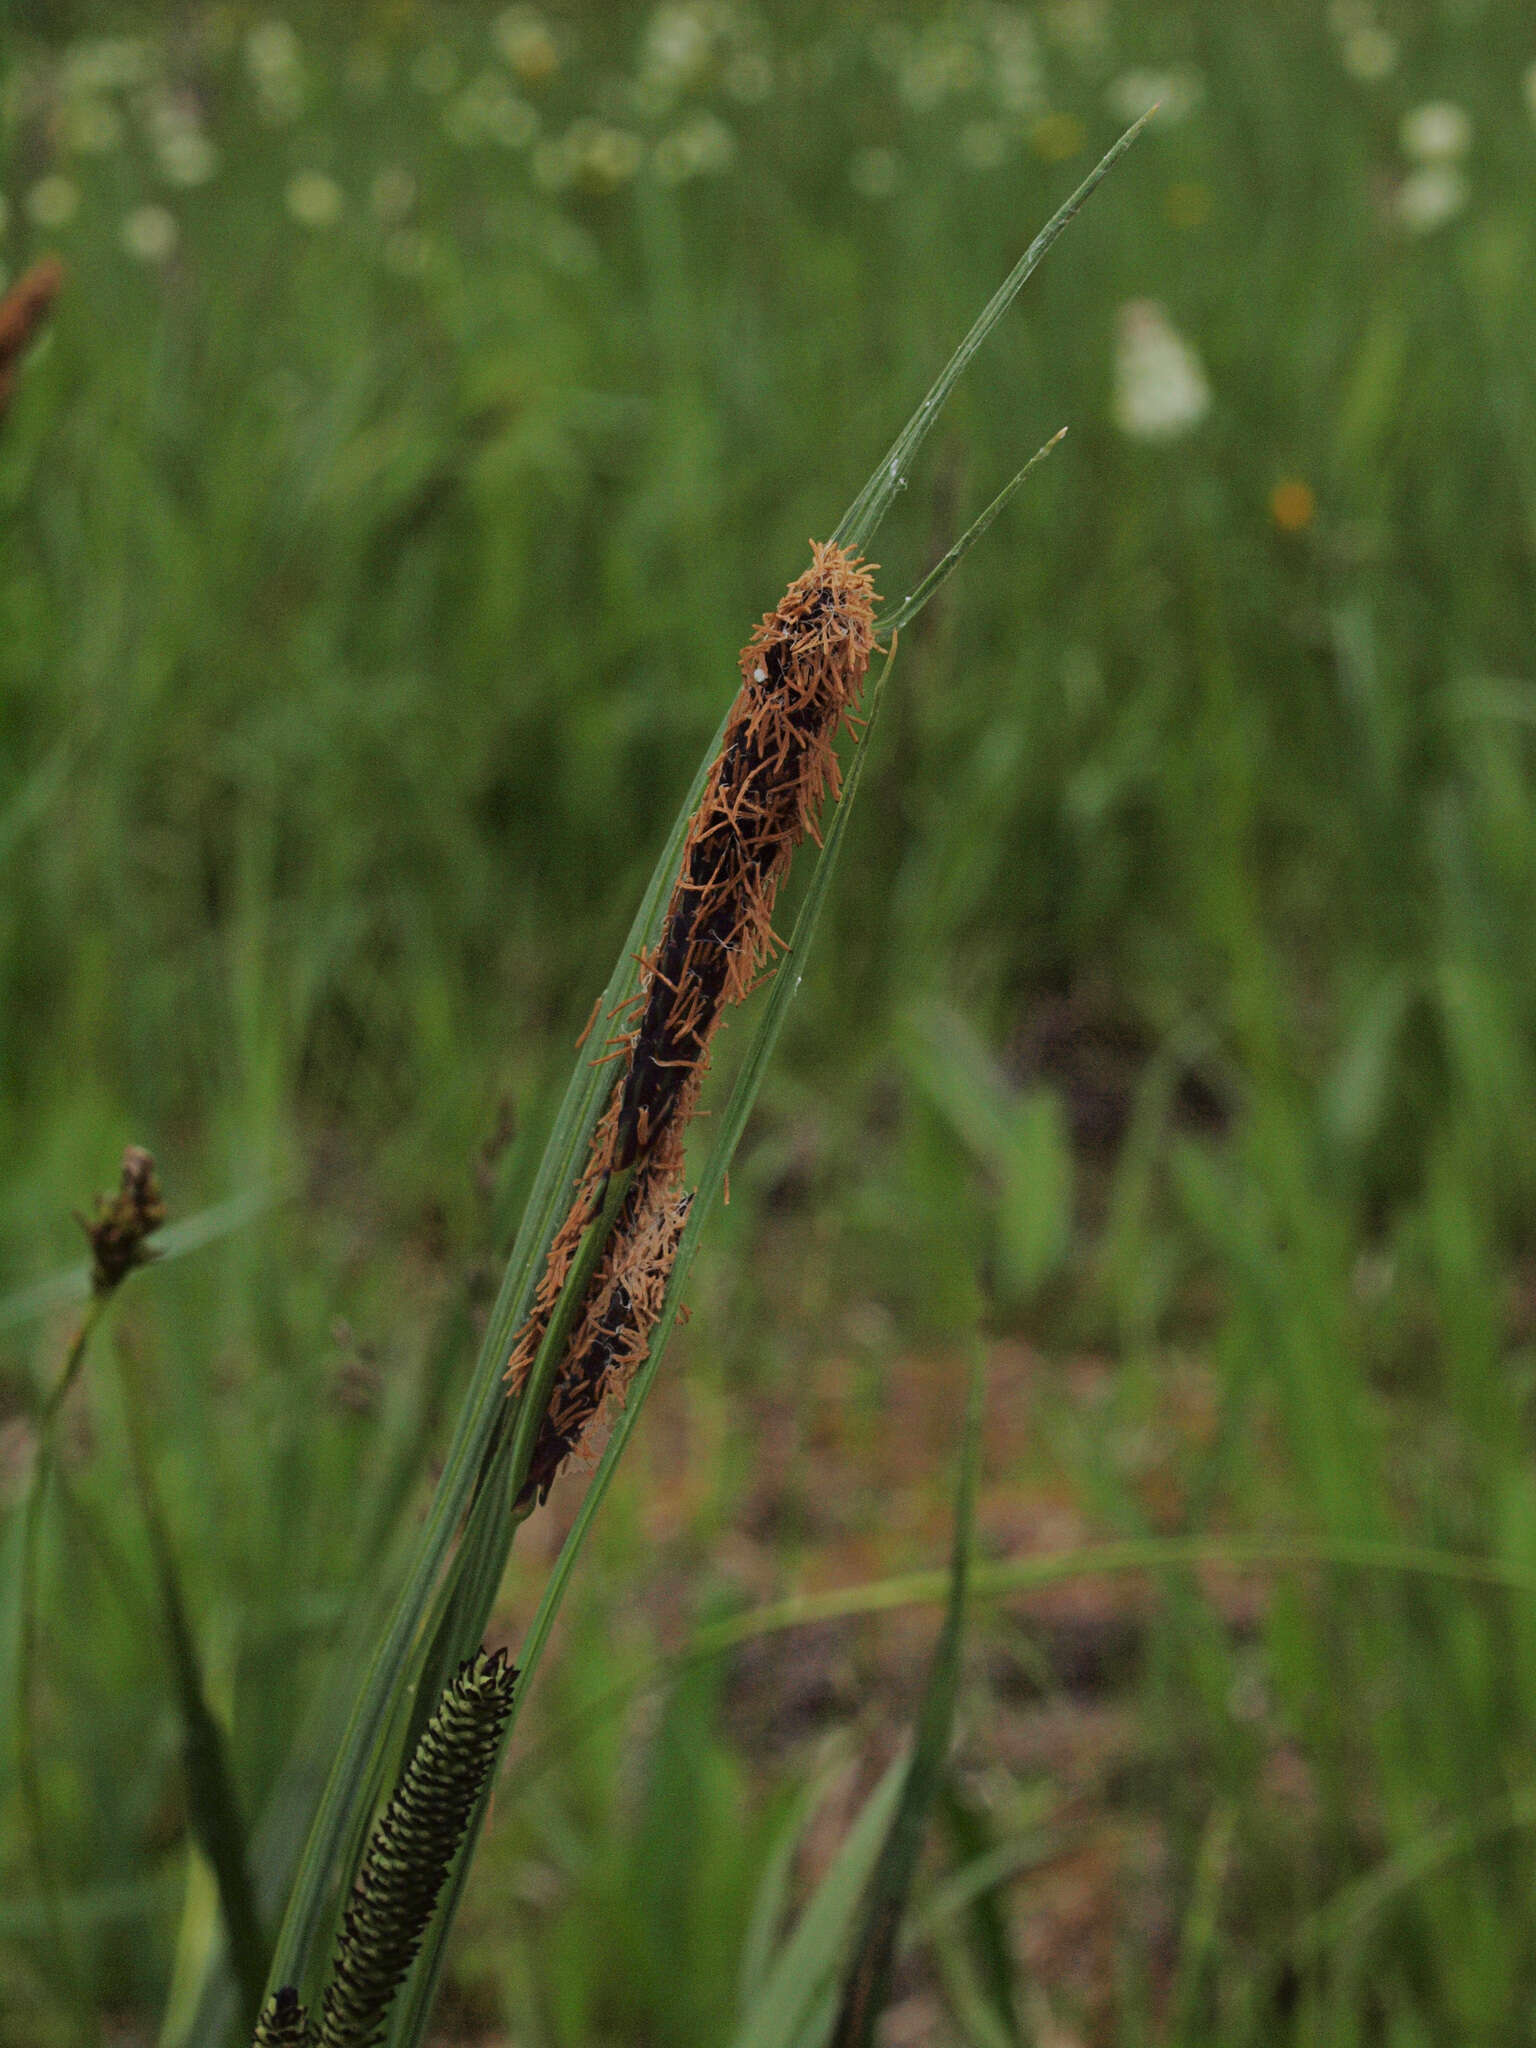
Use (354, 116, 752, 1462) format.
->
(1270, 479, 1316, 533)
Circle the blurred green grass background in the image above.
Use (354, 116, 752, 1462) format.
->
(7, 0, 1536, 2041)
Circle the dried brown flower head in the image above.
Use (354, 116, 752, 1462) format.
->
(0, 258, 65, 420)
(78, 1146, 167, 1294)
(505, 542, 877, 1418)
(517, 1164, 690, 1508)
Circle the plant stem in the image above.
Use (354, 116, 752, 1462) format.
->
(16, 1292, 114, 2045)
(112, 1333, 269, 2032)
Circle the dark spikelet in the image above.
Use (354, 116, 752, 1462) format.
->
(614, 539, 877, 1168)
(77, 1146, 167, 1294)
(315, 1650, 519, 2048)
(505, 542, 876, 1400)
(253, 1986, 311, 2047)
(516, 1164, 690, 1510)
(0, 257, 64, 420)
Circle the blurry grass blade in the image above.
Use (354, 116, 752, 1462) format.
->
(728, 1755, 909, 2048)
(921, 1787, 1041, 2045)
(879, 431, 1068, 638)
(114, 1333, 267, 2028)
(1166, 1803, 1235, 2046)
(501, 1532, 1536, 1812)
(686, 1532, 1536, 1653)
(829, 1347, 984, 2048)
(0, 1181, 284, 1337)
(740, 1764, 847, 2015)
(832, 115, 1150, 554)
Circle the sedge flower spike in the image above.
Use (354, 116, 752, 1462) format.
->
(312, 1650, 518, 2048)
(504, 543, 878, 1490)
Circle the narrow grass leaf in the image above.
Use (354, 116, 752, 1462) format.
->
(833, 115, 1150, 555)
(829, 1346, 984, 2048)
(739, 1765, 846, 2015)
(728, 1755, 909, 2048)
(0, 1182, 281, 1337)
(878, 430, 1068, 638)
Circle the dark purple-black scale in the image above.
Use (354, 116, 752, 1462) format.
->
(614, 592, 841, 1168)
(518, 1277, 636, 1509)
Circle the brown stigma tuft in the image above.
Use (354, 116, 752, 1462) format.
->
(0, 258, 65, 421)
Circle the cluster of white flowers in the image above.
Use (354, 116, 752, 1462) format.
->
(1395, 98, 1472, 233)
(140, 91, 219, 187)
(26, 174, 80, 230)
(1113, 300, 1211, 442)
(1105, 66, 1204, 128)
(121, 203, 178, 262)
(244, 18, 305, 125)
(492, 6, 561, 89)
(984, 10, 1046, 119)
(1043, 0, 1111, 66)
(286, 169, 344, 230)
(650, 109, 729, 179)
(1327, 0, 1399, 82)
(443, 71, 539, 151)
(532, 119, 645, 194)
(631, 3, 766, 120)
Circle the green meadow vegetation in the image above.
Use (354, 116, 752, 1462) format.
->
(6, 1, 1536, 2042)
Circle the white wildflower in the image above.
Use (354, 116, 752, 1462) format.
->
(1113, 300, 1211, 441)
(1044, 0, 1110, 63)
(286, 169, 344, 228)
(25, 175, 81, 229)
(157, 128, 219, 186)
(641, 6, 714, 96)
(652, 110, 735, 183)
(121, 204, 178, 262)
(444, 71, 535, 149)
(1395, 163, 1469, 233)
(1105, 67, 1204, 126)
(492, 6, 559, 86)
(1339, 28, 1399, 80)
(581, 124, 644, 189)
(61, 37, 153, 95)
(897, 36, 981, 112)
(1400, 101, 1472, 162)
(245, 21, 301, 81)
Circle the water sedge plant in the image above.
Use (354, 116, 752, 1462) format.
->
(233, 116, 1149, 2048)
